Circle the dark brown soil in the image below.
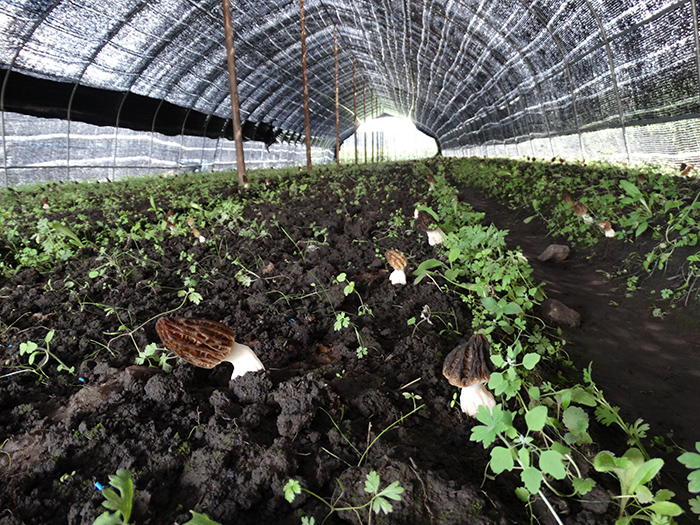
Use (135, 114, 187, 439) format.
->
(0, 161, 697, 525)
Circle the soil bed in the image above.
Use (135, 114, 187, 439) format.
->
(0, 160, 696, 524)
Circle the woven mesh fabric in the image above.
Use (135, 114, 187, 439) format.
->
(0, 0, 699, 182)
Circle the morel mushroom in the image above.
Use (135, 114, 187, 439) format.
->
(598, 220, 615, 238)
(426, 174, 436, 191)
(561, 189, 573, 204)
(572, 201, 593, 224)
(443, 334, 496, 417)
(415, 209, 446, 246)
(385, 249, 407, 285)
(155, 318, 264, 379)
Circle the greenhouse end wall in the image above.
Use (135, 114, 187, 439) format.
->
(0, 112, 333, 186)
(444, 119, 700, 168)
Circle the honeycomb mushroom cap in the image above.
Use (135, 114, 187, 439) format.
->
(155, 317, 236, 368)
(561, 189, 573, 203)
(427, 174, 436, 184)
(572, 201, 588, 216)
(442, 334, 493, 388)
(416, 210, 439, 232)
(385, 249, 407, 271)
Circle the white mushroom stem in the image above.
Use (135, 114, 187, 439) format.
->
(604, 227, 615, 238)
(223, 342, 265, 379)
(460, 382, 496, 417)
(427, 227, 446, 246)
(580, 213, 594, 224)
(389, 269, 406, 285)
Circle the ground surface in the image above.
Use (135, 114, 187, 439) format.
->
(0, 161, 697, 524)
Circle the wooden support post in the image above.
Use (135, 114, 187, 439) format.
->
(300, 0, 312, 170)
(334, 25, 340, 168)
(222, 0, 246, 184)
(370, 91, 374, 163)
(353, 57, 357, 164)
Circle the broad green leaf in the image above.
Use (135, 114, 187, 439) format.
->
(539, 450, 567, 480)
(503, 302, 523, 315)
(628, 458, 664, 494)
(678, 449, 700, 470)
(689, 496, 700, 514)
(570, 387, 597, 407)
(490, 446, 514, 474)
(647, 501, 684, 517)
(481, 296, 498, 312)
(687, 470, 700, 493)
(522, 353, 540, 370)
(563, 406, 589, 435)
(518, 448, 531, 469)
(528, 386, 540, 401)
(524, 406, 548, 433)
(520, 467, 543, 494)
(490, 355, 505, 368)
(620, 179, 642, 199)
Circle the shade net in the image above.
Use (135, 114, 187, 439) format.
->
(1, 0, 699, 184)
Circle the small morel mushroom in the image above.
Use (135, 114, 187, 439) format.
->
(155, 318, 264, 380)
(242, 174, 250, 189)
(385, 249, 408, 285)
(598, 220, 615, 238)
(41, 196, 49, 209)
(680, 163, 695, 177)
(442, 334, 496, 417)
(415, 209, 445, 246)
(572, 201, 593, 224)
(426, 174, 436, 191)
(561, 189, 573, 204)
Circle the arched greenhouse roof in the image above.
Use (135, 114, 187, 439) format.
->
(1, 0, 699, 184)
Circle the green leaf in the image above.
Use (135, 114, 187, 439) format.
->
(595, 405, 620, 426)
(594, 451, 618, 472)
(647, 501, 684, 517)
(490, 354, 505, 368)
(539, 450, 567, 480)
(522, 353, 540, 370)
(515, 487, 531, 502)
(620, 179, 643, 199)
(481, 296, 498, 312)
(678, 449, 700, 470)
(490, 446, 515, 474)
(283, 479, 302, 503)
(365, 471, 381, 493)
(182, 511, 223, 525)
(503, 302, 523, 315)
(372, 496, 394, 515)
(520, 467, 543, 494)
(572, 477, 596, 495)
(629, 458, 664, 494)
(687, 470, 700, 493)
(689, 495, 700, 515)
(93, 511, 124, 525)
(378, 480, 404, 501)
(524, 406, 548, 433)
(563, 406, 589, 435)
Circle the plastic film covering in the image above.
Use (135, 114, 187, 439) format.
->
(1, 0, 699, 184)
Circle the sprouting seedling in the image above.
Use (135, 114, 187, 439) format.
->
(155, 318, 264, 380)
(93, 468, 133, 525)
(18, 330, 75, 377)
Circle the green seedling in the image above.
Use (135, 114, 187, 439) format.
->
(18, 330, 75, 378)
(678, 442, 700, 517)
(594, 448, 683, 523)
(135, 343, 176, 373)
(94, 468, 134, 525)
(283, 470, 404, 524)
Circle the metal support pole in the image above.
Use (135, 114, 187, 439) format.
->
(353, 57, 357, 164)
(300, 0, 312, 169)
(363, 85, 367, 163)
(222, 0, 246, 184)
(334, 25, 340, 167)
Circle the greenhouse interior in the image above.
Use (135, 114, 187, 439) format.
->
(1, 1, 700, 524)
